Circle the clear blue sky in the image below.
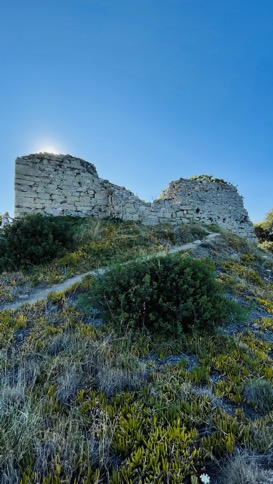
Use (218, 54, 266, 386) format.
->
(1, 0, 273, 222)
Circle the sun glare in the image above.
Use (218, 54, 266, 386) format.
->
(38, 146, 60, 154)
(32, 139, 63, 155)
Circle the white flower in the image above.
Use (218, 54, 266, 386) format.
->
(200, 474, 210, 484)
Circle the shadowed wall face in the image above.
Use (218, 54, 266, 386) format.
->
(14, 153, 256, 240)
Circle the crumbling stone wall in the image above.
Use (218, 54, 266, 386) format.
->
(161, 177, 255, 239)
(14, 153, 256, 240)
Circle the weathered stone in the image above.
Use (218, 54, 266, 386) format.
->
(14, 153, 256, 241)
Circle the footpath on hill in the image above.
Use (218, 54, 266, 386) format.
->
(1, 233, 220, 312)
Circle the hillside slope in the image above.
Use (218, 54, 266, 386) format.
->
(1, 217, 273, 483)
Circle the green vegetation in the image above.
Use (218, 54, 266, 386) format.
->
(1, 215, 273, 481)
(0, 215, 169, 273)
(0, 214, 79, 271)
(0, 215, 208, 289)
(88, 255, 243, 336)
(190, 174, 229, 184)
(255, 208, 273, 252)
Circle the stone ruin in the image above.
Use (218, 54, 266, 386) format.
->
(14, 153, 256, 240)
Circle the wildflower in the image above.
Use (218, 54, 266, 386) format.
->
(200, 474, 210, 484)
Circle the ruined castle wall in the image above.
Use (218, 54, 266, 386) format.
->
(161, 178, 255, 239)
(15, 153, 110, 218)
(14, 154, 256, 240)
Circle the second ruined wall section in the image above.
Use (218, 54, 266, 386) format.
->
(161, 177, 255, 239)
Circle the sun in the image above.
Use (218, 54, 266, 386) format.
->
(32, 139, 63, 155)
(38, 145, 60, 154)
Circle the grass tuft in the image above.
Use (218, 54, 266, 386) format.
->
(243, 378, 273, 415)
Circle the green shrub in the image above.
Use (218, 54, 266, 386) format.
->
(89, 254, 239, 336)
(255, 209, 273, 245)
(259, 240, 273, 253)
(190, 174, 229, 184)
(0, 214, 80, 271)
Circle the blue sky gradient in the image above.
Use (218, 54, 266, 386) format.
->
(1, 0, 273, 221)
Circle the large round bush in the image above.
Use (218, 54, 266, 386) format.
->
(0, 214, 79, 271)
(90, 254, 236, 335)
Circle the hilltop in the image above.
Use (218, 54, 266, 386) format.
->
(1, 215, 273, 483)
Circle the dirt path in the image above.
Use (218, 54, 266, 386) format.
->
(1, 233, 219, 311)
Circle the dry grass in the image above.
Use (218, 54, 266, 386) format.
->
(219, 450, 273, 484)
(0, 326, 148, 481)
(45, 331, 148, 400)
(243, 378, 273, 415)
(73, 218, 104, 245)
(2, 222, 273, 481)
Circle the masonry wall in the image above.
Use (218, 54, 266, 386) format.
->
(14, 153, 256, 240)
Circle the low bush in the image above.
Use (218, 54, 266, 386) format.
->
(259, 240, 273, 253)
(0, 214, 80, 271)
(89, 254, 241, 336)
(255, 209, 273, 250)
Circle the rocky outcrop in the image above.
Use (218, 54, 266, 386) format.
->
(14, 153, 256, 240)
